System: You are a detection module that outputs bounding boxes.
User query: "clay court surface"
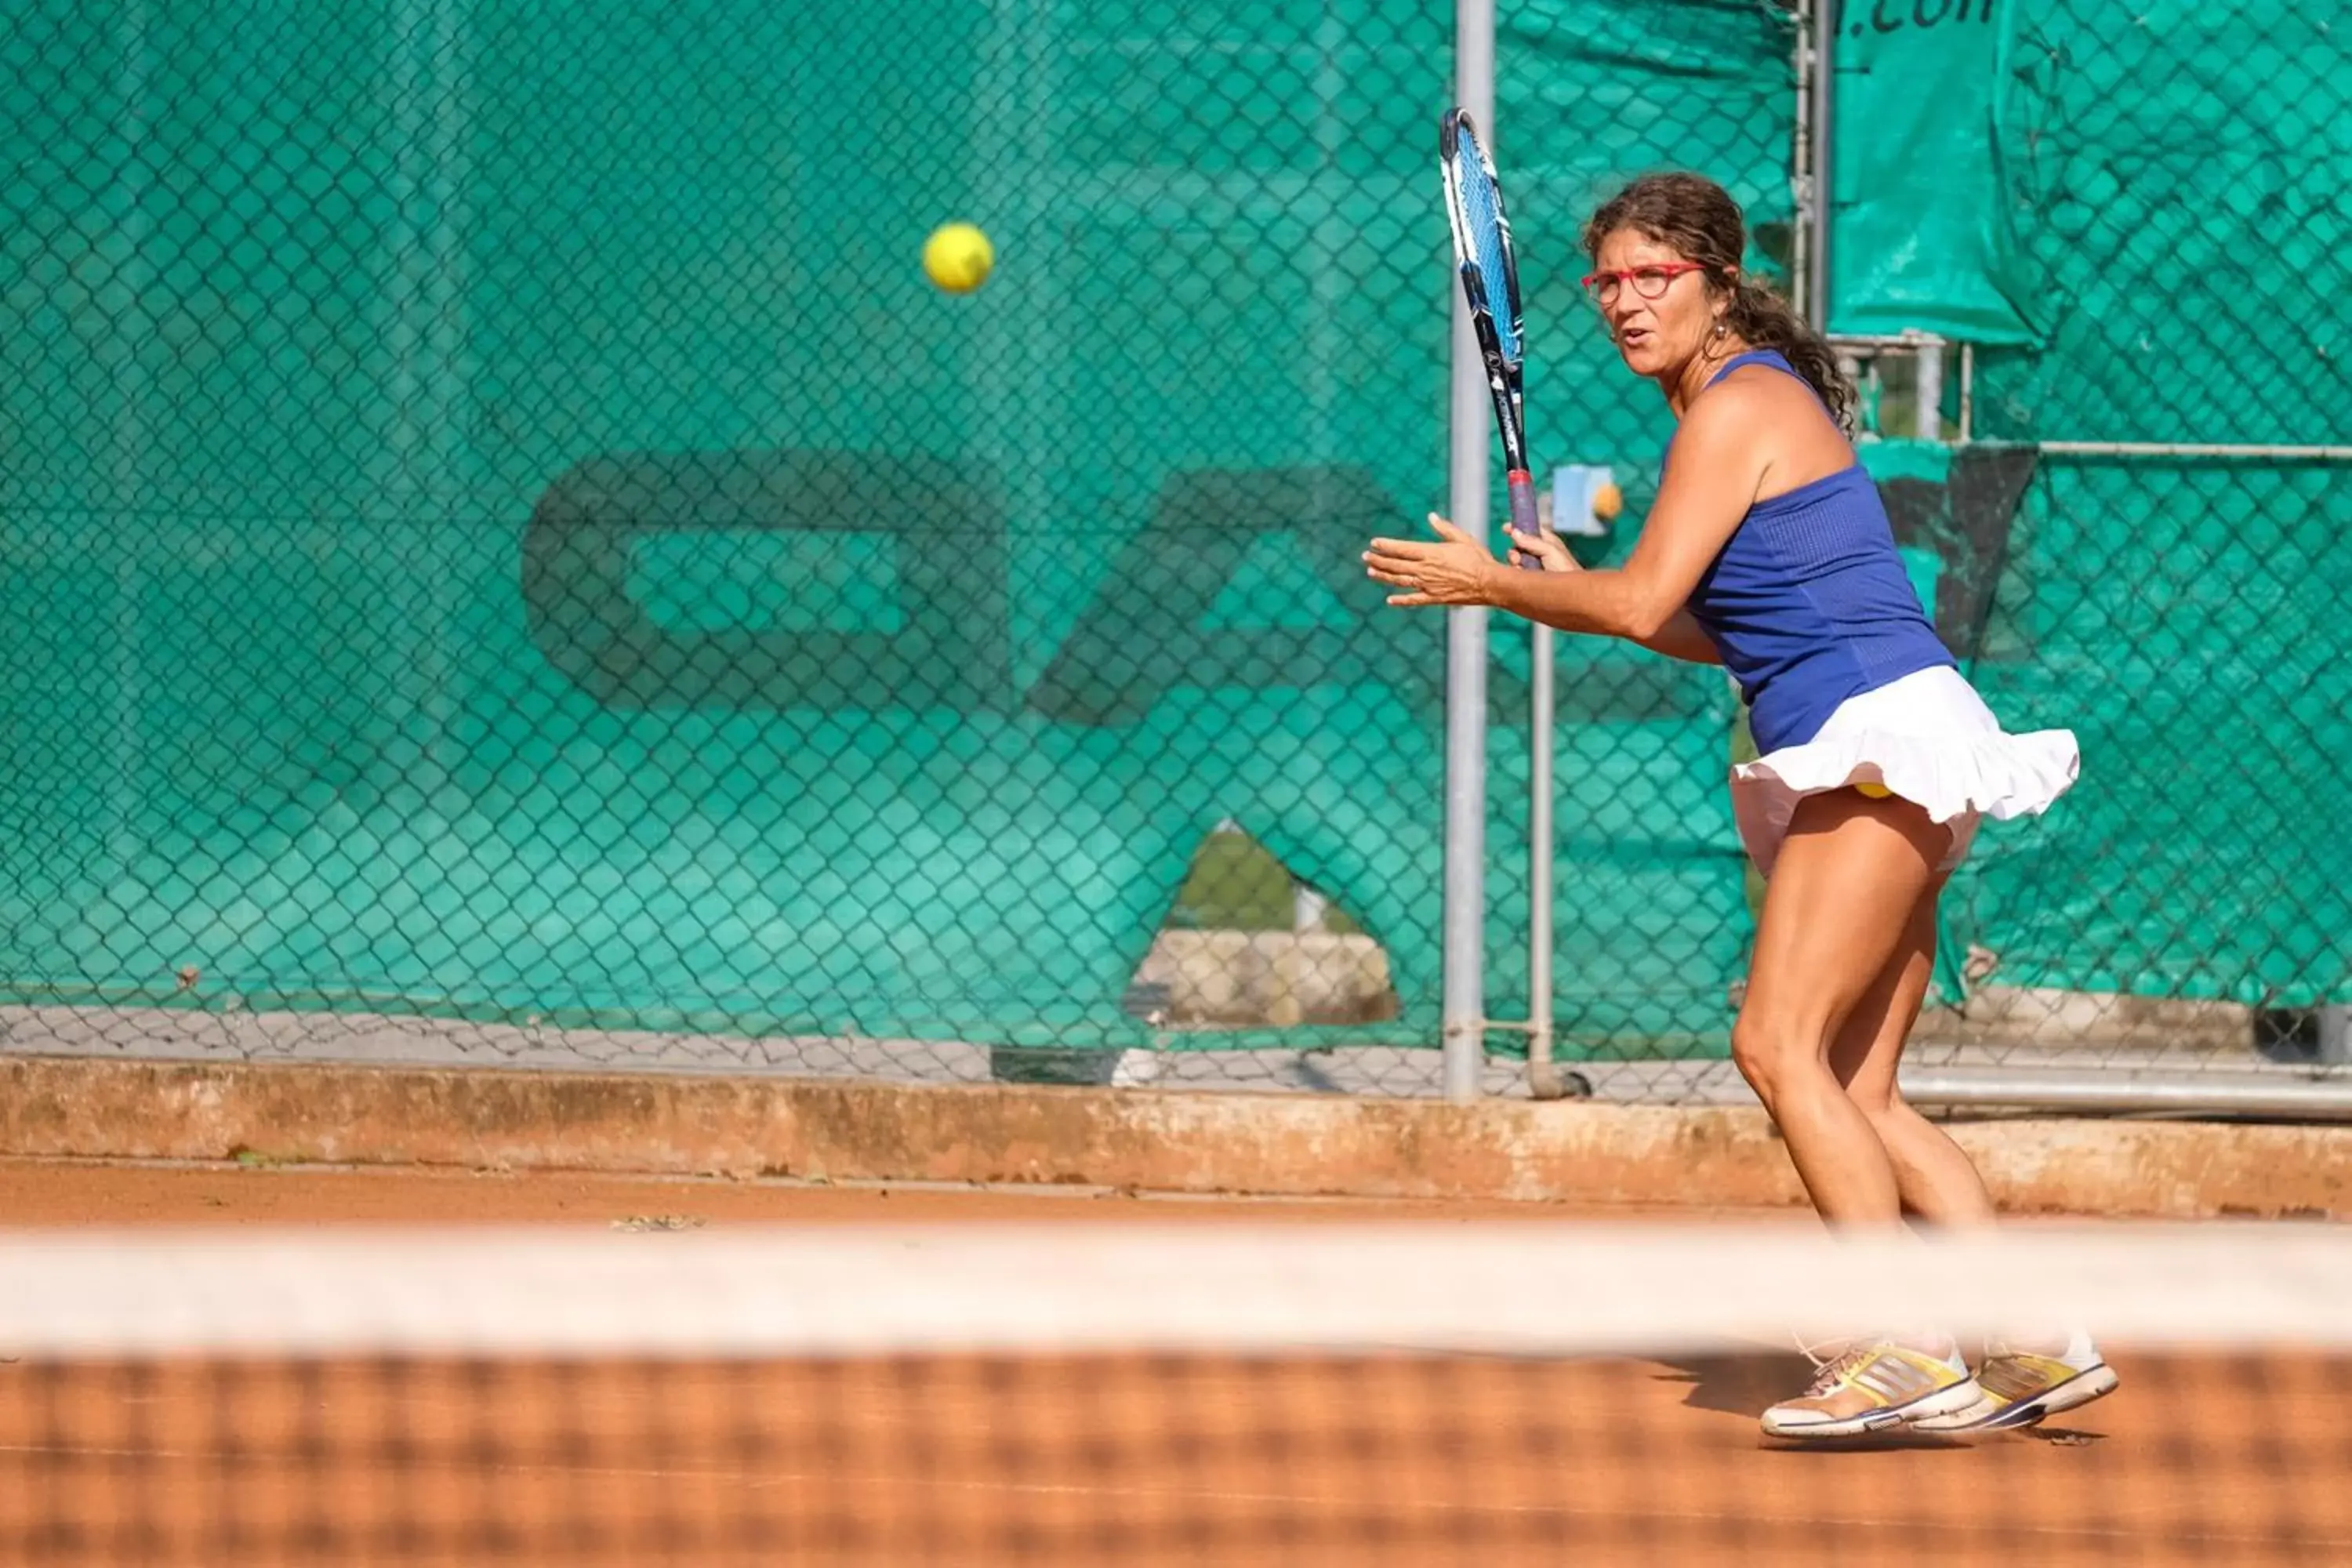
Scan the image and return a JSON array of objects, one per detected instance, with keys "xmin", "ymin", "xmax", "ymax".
[
  {"xmin": 0, "ymin": 1156, "xmax": 1760, "ymax": 1228},
  {"xmin": 0, "ymin": 1159, "xmax": 2343, "ymax": 1566}
]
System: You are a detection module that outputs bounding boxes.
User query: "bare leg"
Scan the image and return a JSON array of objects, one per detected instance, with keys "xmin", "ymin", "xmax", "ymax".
[
  {"xmin": 1741, "ymin": 800, "xmax": 2107, "ymax": 1432},
  {"xmin": 1825, "ymin": 875, "xmax": 1999, "ymax": 1229},
  {"xmin": 1731, "ymin": 789, "xmax": 1951, "ymax": 1226},
  {"xmin": 1828, "ymin": 877, "xmax": 2109, "ymax": 1383}
]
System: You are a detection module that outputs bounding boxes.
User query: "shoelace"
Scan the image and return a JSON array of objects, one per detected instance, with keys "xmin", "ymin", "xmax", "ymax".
[
  {"xmin": 1793, "ymin": 1331, "xmax": 1867, "ymax": 1370},
  {"xmin": 1803, "ymin": 1345, "xmax": 1875, "ymax": 1399}
]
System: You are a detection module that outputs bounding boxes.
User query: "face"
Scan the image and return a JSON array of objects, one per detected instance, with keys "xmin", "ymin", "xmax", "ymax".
[{"xmin": 1588, "ymin": 229, "xmax": 1726, "ymax": 380}]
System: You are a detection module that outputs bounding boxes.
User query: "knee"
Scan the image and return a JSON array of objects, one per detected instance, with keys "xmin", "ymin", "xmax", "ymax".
[{"xmin": 1730, "ymin": 1011, "xmax": 1818, "ymax": 1104}]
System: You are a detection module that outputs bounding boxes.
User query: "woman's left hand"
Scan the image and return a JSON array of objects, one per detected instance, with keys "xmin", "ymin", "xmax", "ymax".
[{"xmin": 1363, "ymin": 514, "xmax": 1500, "ymax": 608}]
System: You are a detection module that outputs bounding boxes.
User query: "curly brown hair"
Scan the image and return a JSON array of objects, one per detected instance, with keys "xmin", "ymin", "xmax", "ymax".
[{"xmin": 1581, "ymin": 172, "xmax": 1854, "ymax": 432}]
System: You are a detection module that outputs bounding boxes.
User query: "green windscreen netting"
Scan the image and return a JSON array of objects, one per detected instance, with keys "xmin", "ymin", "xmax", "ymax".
[
  {"xmin": 0, "ymin": 1, "xmax": 1792, "ymax": 1058},
  {"xmin": 1895, "ymin": 2, "xmax": 2352, "ymax": 1010},
  {"xmin": 2, "ymin": 0, "xmax": 2343, "ymax": 1072}
]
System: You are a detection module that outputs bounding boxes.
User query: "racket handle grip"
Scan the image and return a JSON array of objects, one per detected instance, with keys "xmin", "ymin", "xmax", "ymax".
[{"xmin": 1504, "ymin": 470, "xmax": 1544, "ymax": 570}]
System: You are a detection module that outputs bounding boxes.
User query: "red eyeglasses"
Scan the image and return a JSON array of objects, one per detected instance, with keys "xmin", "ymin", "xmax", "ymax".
[{"xmin": 1580, "ymin": 261, "xmax": 1710, "ymax": 307}]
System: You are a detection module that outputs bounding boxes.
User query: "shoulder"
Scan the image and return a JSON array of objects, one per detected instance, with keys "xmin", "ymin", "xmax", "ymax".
[
  {"xmin": 1684, "ymin": 362, "xmax": 1848, "ymax": 478},
  {"xmin": 1669, "ymin": 370, "xmax": 1786, "ymax": 470},
  {"xmin": 1697, "ymin": 362, "xmax": 1823, "ymax": 426}
]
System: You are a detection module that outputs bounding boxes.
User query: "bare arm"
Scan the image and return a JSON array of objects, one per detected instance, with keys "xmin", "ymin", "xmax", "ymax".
[
  {"xmin": 1366, "ymin": 376, "xmax": 1826, "ymax": 671},
  {"xmin": 1498, "ymin": 533, "xmax": 1722, "ymax": 664},
  {"xmin": 1479, "ymin": 388, "xmax": 1771, "ymax": 642},
  {"xmin": 1630, "ymin": 607, "xmax": 1724, "ymax": 665}
]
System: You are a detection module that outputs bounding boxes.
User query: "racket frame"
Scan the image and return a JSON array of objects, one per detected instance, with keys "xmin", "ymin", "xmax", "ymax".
[{"xmin": 1439, "ymin": 108, "xmax": 1543, "ymax": 568}]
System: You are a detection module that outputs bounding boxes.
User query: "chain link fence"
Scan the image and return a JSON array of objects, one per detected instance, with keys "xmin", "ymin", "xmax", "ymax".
[
  {"xmin": 0, "ymin": 0, "xmax": 1798, "ymax": 1096},
  {"xmin": 1559, "ymin": 0, "xmax": 2352, "ymax": 1109},
  {"xmin": 1848, "ymin": 0, "xmax": 2351, "ymax": 1112},
  {"xmin": 3, "ymin": 1, "xmax": 2346, "ymax": 1109},
  {"xmin": 1, "ymin": 0, "xmax": 1468, "ymax": 1090}
]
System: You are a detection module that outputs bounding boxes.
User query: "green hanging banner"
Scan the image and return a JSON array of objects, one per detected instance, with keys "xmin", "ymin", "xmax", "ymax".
[{"xmin": 1828, "ymin": 1, "xmax": 2035, "ymax": 344}]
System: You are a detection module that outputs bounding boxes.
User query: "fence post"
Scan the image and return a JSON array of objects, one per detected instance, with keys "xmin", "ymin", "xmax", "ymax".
[
  {"xmin": 1915, "ymin": 338, "xmax": 1944, "ymax": 441},
  {"xmin": 1802, "ymin": 0, "xmax": 1834, "ymax": 324},
  {"xmin": 1443, "ymin": 0, "xmax": 1497, "ymax": 1103},
  {"xmin": 2319, "ymin": 1007, "xmax": 2351, "ymax": 1068}
]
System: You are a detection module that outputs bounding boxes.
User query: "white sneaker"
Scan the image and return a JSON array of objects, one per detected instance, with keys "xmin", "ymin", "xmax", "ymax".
[
  {"xmin": 1760, "ymin": 1339, "xmax": 1984, "ymax": 1439},
  {"xmin": 1910, "ymin": 1330, "xmax": 2118, "ymax": 1432}
]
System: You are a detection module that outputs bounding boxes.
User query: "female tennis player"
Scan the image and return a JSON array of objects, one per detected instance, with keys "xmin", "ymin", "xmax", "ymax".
[{"xmin": 1366, "ymin": 172, "xmax": 2114, "ymax": 1440}]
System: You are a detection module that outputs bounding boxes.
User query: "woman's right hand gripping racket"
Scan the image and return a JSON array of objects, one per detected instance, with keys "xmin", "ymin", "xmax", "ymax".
[{"xmin": 1439, "ymin": 108, "xmax": 1546, "ymax": 572}]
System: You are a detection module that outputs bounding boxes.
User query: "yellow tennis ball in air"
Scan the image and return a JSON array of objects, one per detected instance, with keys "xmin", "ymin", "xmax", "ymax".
[
  {"xmin": 1592, "ymin": 480, "xmax": 1624, "ymax": 522},
  {"xmin": 923, "ymin": 223, "xmax": 994, "ymax": 294}
]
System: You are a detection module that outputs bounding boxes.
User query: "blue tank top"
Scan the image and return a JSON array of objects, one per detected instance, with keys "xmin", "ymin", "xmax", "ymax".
[{"xmin": 1679, "ymin": 349, "xmax": 1953, "ymax": 753}]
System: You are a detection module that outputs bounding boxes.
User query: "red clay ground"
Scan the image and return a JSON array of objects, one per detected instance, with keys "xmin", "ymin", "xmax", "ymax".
[{"xmin": 0, "ymin": 1156, "xmax": 1774, "ymax": 1225}]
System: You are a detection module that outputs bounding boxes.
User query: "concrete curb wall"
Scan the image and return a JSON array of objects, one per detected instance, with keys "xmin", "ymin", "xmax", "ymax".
[{"xmin": 1, "ymin": 1056, "xmax": 2343, "ymax": 1220}]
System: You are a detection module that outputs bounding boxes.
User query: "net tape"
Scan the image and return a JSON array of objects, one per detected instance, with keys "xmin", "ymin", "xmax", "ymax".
[{"xmin": 5, "ymin": 1222, "xmax": 2349, "ymax": 1357}]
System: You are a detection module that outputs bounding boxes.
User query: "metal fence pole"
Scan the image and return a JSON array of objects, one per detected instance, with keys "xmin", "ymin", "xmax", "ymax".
[
  {"xmin": 2034, "ymin": 441, "xmax": 2352, "ymax": 461},
  {"xmin": 1803, "ymin": 0, "xmax": 1834, "ymax": 326},
  {"xmin": 2320, "ymin": 1007, "xmax": 2352, "ymax": 1067},
  {"xmin": 1442, "ymin": 0, "xmax": 1496, "ymax": 1103},
  {"xmin": 1524, "ymin": 622, "xmax": 1559, "ymax": 1098},
  {"xmin": 1915, "ymin": 338, "xmax": 1944, "ymax": 441},
  {"xmin": 1900, "ymin": 1068, "xmax": 2352, "ymax": 1120},
  {"xmin": 1789, "ymin": 0, "xmax": 1815, "ymax": 321}
]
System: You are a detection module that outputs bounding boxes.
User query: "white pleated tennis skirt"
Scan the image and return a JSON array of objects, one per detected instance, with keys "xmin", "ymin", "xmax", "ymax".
[{"xmin": 1730, "ymin": 665, "xmax": 2079, "ymax": 880}]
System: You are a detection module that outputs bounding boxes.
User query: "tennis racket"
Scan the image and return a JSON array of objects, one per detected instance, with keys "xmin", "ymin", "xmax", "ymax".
[{"xmin": 1439, "ymin": 108, "xmax": 1543, "ymax": 570}]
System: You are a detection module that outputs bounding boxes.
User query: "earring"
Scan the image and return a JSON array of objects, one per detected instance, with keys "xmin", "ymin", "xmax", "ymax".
[{"xmin": 1711, "ymin": 318, "xmax": 1729, "ymax": 339}]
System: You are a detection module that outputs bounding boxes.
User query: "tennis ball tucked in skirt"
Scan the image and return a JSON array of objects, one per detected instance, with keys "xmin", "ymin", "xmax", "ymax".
[{"xmin": 1729, "ymin": 666, "xmax": 2082, "ymax": 879}]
